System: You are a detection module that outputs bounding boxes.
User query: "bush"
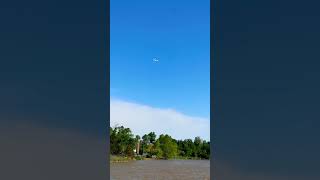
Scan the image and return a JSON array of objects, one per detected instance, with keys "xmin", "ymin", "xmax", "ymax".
[{"xmin": 135, "ymin": 156, "xmax": 144, "ymax": 160}]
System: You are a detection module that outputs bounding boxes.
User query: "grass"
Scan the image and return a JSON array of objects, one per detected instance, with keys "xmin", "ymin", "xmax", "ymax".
[
  {"xmin": 110, "ymin": 155, "xmax": 131, "ymax": 163},
  {"xmin": 110, "ymin": 155, "xmax": 146, "ymax": 163},
  {"xmin": 110, "ymin": 155, "xmax": 208, "ymax": 163}
]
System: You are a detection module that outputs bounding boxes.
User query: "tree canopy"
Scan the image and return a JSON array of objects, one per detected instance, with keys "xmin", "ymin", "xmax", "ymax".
[{"xmin": 110, "ymin": 125, "xmax": 210, "ymax": 160}]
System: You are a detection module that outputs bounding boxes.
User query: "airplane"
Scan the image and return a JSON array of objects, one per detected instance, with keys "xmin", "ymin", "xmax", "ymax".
[{"xmin": 152, "ymin": 57, "xmax": 159, "ymax": 62}]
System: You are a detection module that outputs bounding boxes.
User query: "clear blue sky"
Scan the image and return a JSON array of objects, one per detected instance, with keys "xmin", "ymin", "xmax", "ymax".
[{"xmin": 110, "ymin": 0, "xmax": 210, "ymax": 118}]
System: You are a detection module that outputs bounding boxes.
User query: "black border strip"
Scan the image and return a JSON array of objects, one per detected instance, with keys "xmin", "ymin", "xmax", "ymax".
[{"xmin": 104, "ymin": 0, "xmax": 110, "ymax": 177}]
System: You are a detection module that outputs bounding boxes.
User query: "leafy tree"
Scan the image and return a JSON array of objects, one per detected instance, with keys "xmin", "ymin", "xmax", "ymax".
[
  {"xmin": 177, "ymin": 140, "xmax": 185, "ymax": 156},
  {"xmin": 193, "ymin": 136, "xmax": 202, "ymax": 157},
  {"xmin": 199, "ymin": 141, "xmax": 210, "ymax": 159},
  {"xmin": 110, "ymin": 127, "xmax": 118, "ymax": 154},
  {"xmin": 141, "ymin": 134, "xmax": 150, "ymax": 154},
  {"xmin": 109, "ymin": 125, "xmax": 135, "ymax": 157},
  {"xmin": 154, "ymin": 140, "xmax": 163, "ymax": 158},
  {"xmin": 109, "ymin": 125, "xmax": 210, "ymax": 160},
  {"xmin": 148, "ymin": 132, "xmax": 156, "ymax": 144},
  {"xmin": 142, "ymin": 134, "xmax": 150, "ymax": 144},
  {"xmin": 182, "ymin": 139, "xmax": 195, "ymax": 157},
  {"xmin": 158, "ymin": 134, "xmax": 178, "ymax": 159}
]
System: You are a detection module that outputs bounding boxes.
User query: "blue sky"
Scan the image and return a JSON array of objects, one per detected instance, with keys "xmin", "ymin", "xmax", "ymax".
[{"xmin": 110, "ymin": 0, "xmax": 210, "ymax": 120}]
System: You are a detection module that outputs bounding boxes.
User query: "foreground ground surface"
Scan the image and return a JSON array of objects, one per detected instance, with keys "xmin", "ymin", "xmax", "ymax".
[{"xmin": 110, "ymin": 160, "xmax": 210, "ymax": 180}]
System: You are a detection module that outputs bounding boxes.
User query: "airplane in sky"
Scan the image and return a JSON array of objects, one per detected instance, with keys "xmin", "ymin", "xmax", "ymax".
[{"xmin": 152, "ymin": 57, "xmax": 159, "ymax": 63}]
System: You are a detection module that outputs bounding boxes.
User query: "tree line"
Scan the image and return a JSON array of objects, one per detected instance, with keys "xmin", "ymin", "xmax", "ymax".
[{"xmin": 110, "ymin": 125, "xmax": 210, "ymax": 160}]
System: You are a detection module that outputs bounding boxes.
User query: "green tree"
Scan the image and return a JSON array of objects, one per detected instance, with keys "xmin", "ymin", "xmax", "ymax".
[
  {"xmin": 110, "ymin": 127, "xmax": 118, "ymax": 154},
  {"xmin": 110, "ymin": 125, "xmax": 135, "ymax": 157},
  {"xmin": 193, "ymin": 136, "xmax": 202, "ymax": 158},
  {"xmin": 158, "ymin": 134, "xmax": 178, "ymax": 159},
  {"xmin": 135, "ymin": 135, "xmax": 141, "ymax": 141},
  {"xmin": 142, "ymin": 134, "xmax": 150, "ymax": 144},
  {"xmin": 177, "ymin": 140, "xmax": 185, "ymax": 156},
  {"xmin": 183, "ymin": 139, "xmax": 195, "ymax": 157},
  {"xmin": 199, "ymin": 141, "xmax": 210, "ymax": 159},
  {"xmin": 148, "ymin": 132, "xmax": 156, "ymax": 144},
  {"xmin": 141, "ymin": 134, "xmax": 150, "ymax": 155},
  {"xmin": 109, "ymin": 125, "xmax": 210, "ymax": 160},
  {"xmin": 154, "ymin": 140, "xmax": 163, "ymax": 158}
]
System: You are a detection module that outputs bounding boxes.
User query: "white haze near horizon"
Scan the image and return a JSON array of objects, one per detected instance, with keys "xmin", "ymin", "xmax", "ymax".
[{"xmin": 110, "ymin": 99, "xmax": 210, "ymax": 141}]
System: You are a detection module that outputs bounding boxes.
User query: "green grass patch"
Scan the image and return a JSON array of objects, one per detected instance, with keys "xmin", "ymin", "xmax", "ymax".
[{"xmin": 110, "ymin": 155, "xmax": 132, "ymax": 163}]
